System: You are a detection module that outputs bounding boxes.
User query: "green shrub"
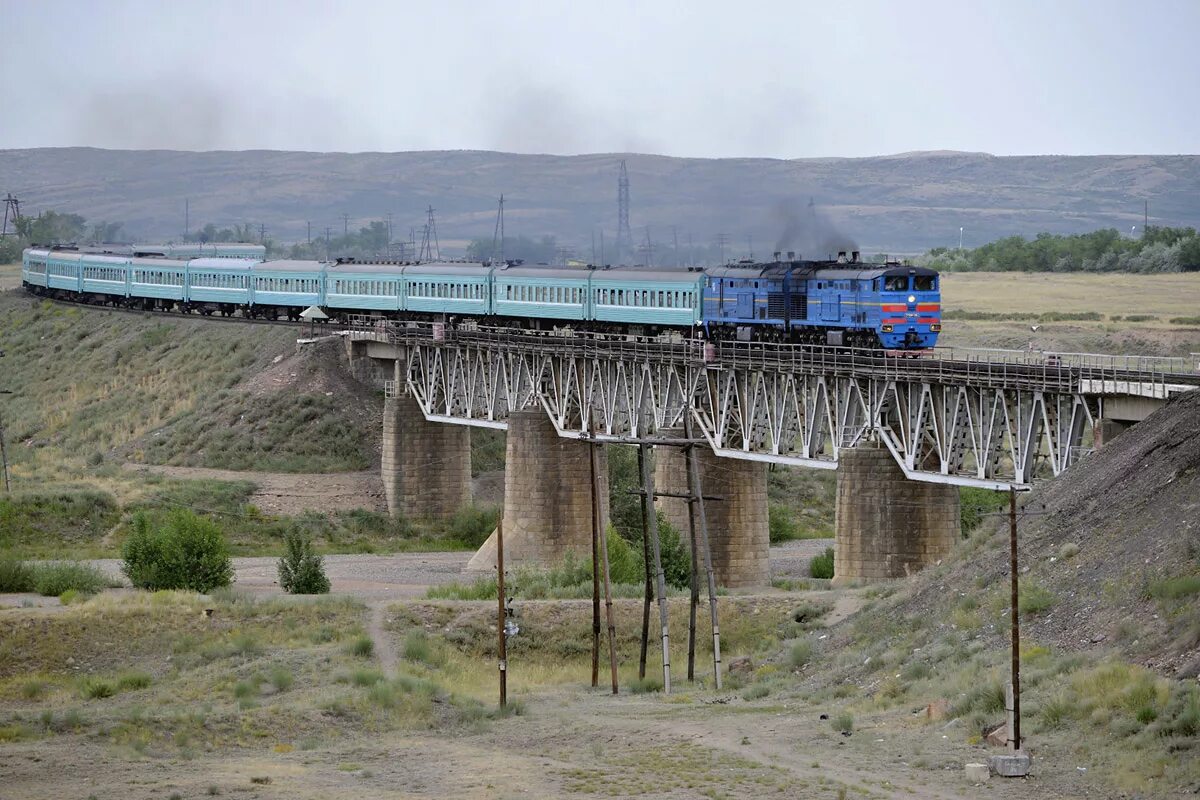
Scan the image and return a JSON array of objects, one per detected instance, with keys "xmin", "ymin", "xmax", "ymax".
[
  {"xmin": 115, "ymin": 671, "xmax": 152, "ymax": 692},
  {"xmin": 788, "ymin": 640, "xmax": 814, "ymax": 668},
  {"xmin": 347, "ymin": 636, "xmax": 374, "ymax": 658},
  {"xmin": 277, "ymin": 529, "xmax": 330, "ymax": 594},
  {"xmin": 809, "ymin": 547, "xmax": 835, "ymax": 579},
  {"xmin": 604, "ymin": 525, "xmax": 645, "ymax": 585},
  {"xmin": 743, "ymin": 683, "xmax": 770, "ymax": 700},
  {"xmin": 831, "ymin": 713, "xmax": 853, "ymax": 733},
  {"xmin": 30, "ymin": 562, "xmax": 111, "ymax": 596},
  {"xmin": 351, "ymin": 668, "xmax": 384, "ymax": 686},
  {"xmin": 447, "ymin": 505, "xmax": 499, "ymax": 548},
  {"xmin": 0, "ymin": 558, "xmax": 34, "ymax": 592},
  {"xmin": 1147, "ymin": 574, "xmax": 1200, "ymax": 600},
  {"xmin": 655, "ymin": 514, "xmax": 692, "ymax": 590},
  {"xmin": 768, "ymin": 504, "xmax": 800, "ymax": 543},
  {"xmin": 121, "ymin": 510, "xmax": 233, "ymax": 593},
  {"xmin": 402, "ymin": 630, "xmax": 436, "ymax": 664},
  {"xmin": 1169, "ymin": 316, "xmax": 1200, "ymax": 325},
  {"xmin": 959, "ymin": 487, "xmax": 1007, "ymax": 536},
  {"xmin": 629, "ymin": 676, "xmax": 663, "ymax": 694},
  {"xmin": 1018, "ymin": 582, "xmax": 1056, "ymax": 615},
  {"xmin": 78, "ymin": 677, "xmax": 115, "ymax": 700},
  {"xmin": 269, "ymin": 666, "xmax": 294, "ymax": 692}
]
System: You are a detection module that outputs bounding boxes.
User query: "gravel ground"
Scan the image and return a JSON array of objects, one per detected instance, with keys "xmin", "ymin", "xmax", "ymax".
[{"xmin": 3, "ymin": 540, "xmax": 835, "ymax": 607}]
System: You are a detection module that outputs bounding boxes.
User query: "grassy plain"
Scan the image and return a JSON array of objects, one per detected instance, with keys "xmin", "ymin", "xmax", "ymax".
[{"xmin": 941, "ymin": 271, "xmax": 1200, "ymax": 318}]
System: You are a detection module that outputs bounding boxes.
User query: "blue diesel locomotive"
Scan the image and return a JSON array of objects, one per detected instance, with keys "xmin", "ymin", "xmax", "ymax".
[{"xmin": 21, "ymin": 245, "xmax": 940, "ymax": 350}]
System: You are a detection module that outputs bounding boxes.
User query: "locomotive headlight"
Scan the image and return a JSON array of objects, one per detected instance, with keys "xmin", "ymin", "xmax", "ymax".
[
  {"xmin": 881, "ymin": 324, "xmax": 893, "ymax": 332},
  {"xmin": 908, "ymin": 295, "xmax": 916, "ymax": 303},
  {"xmin": 931, "ymin": 323, "xmax": 941, "ymax": 332}
]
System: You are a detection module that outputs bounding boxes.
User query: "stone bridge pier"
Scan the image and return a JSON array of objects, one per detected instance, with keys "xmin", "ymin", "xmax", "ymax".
[
  {"xmin": 832, "ymin": 444, "xmax": 960, "ymax": 585},
  {"xmin": 381, "ymin": 392, "xmax": 472, "ymax": 520},
  {"xmin": 467, "ymin": 409, "xmax": 609, "ymax": 572},
  {"xmin": 653, "ymin": 428, "xmax": 770, "ymax": 589}
]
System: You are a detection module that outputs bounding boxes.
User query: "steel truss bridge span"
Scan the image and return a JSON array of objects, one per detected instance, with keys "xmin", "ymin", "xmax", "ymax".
[{"xmin": 349, "ymin": 318, "xmax": 1199, "ymax": 490}]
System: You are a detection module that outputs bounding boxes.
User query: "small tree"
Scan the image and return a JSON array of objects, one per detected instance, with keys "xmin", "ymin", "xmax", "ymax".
[
  {"xmin": 277, "ymin": 529, "xmax": 330, "ymax": 594},
  {"xmin": 122, "ymin": 510, "xmax": 234, "ymax": 593}
]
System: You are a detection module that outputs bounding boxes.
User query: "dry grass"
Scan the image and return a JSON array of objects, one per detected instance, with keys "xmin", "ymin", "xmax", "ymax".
[
  {"xmin": 384, "ymin": 596, "xmax": 816, "ymax": 702},
  {"xmin": 941, "ymin": 272, "xmax": 1200, "ymax": 318}
]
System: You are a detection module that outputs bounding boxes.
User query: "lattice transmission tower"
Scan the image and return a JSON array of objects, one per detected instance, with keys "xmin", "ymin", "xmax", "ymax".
[
  {"xmin": 418, "ymin": 206, "xmax": 440, "ymax": 261},
  {"xmin": 1, "ymin": 194, "xmax": 21, "ymax": 238},
  {"xmin": 617, "ymin": 160, "xmax": 632, "ymax": 265}
]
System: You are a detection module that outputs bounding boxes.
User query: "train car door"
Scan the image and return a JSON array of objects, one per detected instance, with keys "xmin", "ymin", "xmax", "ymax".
[
  {"xmin": 736, "ymin": 292, "xmax": 753, "ymax": 318},
  {"xmin": 821, "ymin": 293, "xmax": 840, "ymax": 321}
]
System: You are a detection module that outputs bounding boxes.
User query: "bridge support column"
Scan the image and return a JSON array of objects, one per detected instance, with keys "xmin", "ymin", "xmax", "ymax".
[
  {"xmin": 467, "ymin": 409, "xmax": 608, "ymax": 571},
  {"xmin": 381, "ymin": 392, "xmax": 471, "ymax": 520},
  {"xmin": 654, "ymin": 428, "xmax": 770, "ymax": 589},
  {"xmin": 833, "ymin": 445, "xmax": 959, "ymax": 585}
]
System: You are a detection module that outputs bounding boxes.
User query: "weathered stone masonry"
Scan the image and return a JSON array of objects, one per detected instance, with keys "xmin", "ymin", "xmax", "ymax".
[
  {"xmin": 467, "ymin": 409, "xmax": 609, "ymax": 571},
  {"xmin": 833, "ymin": 444, "xmax": 960, "ymax": 584}
]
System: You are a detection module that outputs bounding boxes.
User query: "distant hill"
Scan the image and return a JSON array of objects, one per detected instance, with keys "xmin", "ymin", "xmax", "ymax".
[{"xmin": 1, "ymin": 147, "xmax": 1197, "ymax": 254}]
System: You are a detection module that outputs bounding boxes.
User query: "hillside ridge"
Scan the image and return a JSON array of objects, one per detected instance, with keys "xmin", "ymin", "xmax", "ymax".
[{"xmin": 3, "ymin": 147, "xmax": 1198, "ymax": 252}]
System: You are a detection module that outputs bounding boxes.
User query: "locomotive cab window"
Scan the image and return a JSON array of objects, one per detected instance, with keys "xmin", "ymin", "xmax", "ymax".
[
  {"xmin": 914, "ymin": 275, "xmax": 936, "ymax": 291},
  {"xmin": 884, "ymin": 276, "xmax": 908, "ymax": 291}
]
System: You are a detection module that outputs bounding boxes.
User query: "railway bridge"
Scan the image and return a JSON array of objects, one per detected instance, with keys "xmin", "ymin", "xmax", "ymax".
[{"xmin": 344, "ymin": 317, "xmax": 1199, "ymax": 586}]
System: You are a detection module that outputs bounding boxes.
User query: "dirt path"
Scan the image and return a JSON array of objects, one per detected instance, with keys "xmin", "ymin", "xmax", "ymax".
[
  {"xmin": 367, "ymin": 601, "xmax": 400, "ymax": 675},
  {"xmin": 121, "ymin": 462, "xmax": 386, "ymax": 515}
]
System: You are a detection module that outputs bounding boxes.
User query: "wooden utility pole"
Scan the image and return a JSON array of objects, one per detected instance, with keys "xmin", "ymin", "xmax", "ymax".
[
  {"xmin": 639, "ymin": 443, "xmax": 672, "ymax": 693},
  {"xmin": 497, "ymin": 515, "xmax": 507, "ymax": 709},
  {"xmin": 637, "ymin": 446, "xmax": 653, "ymax": 680},
  {"xmin": 592, "ymin": 443, "xmax": 619, "ymax": 694},
  {"xmin": 684, "ymin": 414, "xmax": 722, "ymax": 689},
  {"xmin": 590, "ymin": 440, "xmax": 601, "ymax": 688},
  {"xmin": 0, "ymin": 388, "xmax": 11, "ymax": 493},
  {"xmin": 1009, "ymin": 488, "xmax": 1021, "ymax": 750},
  {"xmin": 685, "ymin": 445, "xmax": 701, "ymax": 682}
]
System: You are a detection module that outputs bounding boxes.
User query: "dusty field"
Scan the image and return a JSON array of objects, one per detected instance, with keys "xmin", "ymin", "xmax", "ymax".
[
  {"xmin": 120, "ymin": 463, "xmax": 388, "ymax": 516},
  {"xmin": 941, "ymin": 271, "xmax": 1200, "ymax": 317},
  {"xmin": 0, "ymin": 261, "xmax": 19, "ymax": 290},
  {"xmin": 0, "ymin": 585, "xmax": 1079, "ymax": 800}
]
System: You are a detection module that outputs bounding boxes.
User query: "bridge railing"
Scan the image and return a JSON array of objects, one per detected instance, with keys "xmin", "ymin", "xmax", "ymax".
[{"xmin": 345, "ymin": 316, "xmax": 1196, "ymax": 394}]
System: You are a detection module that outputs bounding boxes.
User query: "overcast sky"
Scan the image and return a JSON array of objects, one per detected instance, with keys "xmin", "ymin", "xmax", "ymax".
[{"xmin": 3, "ymin": 0, "xmax": 1198, "ymax": 158}]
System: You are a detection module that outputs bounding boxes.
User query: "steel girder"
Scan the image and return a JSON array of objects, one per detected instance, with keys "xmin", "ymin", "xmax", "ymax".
[{"xmin": 398, "ymin": 338, "xmax": 1099, "ymax": 489}]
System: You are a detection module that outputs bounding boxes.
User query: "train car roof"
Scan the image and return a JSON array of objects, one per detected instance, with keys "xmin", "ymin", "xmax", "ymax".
[
  {"xmin": 326, "ymin": 262, "xmax": 412, "ymax": 275},
  {"xmin": 402, "ymin": 262, "xmax": 491, "ymax": 276},
  {"xmin": 130, "ymin": 256, "xmax": 189, "ymax": 268},
  {"xmin": 589, "ymin": 267, "xmax": 703, "ymax": 283},
  {"xmin": 704, "ymin": 265, "xmax": 772, "ymax": 278},
  {"xmin": 496, "ymin": 265, "xmax": 588, "ymax": 280},
  {"xmin": 78, "ymin": 253, "xmax": 129, "ymax": 264},
  {"xmin": 252, "ymin": 259, "xmax": 327, "ymax": 273},
  {"xmin": 188, "ymin": 258, "xmax": 260, "ymax": 269}
]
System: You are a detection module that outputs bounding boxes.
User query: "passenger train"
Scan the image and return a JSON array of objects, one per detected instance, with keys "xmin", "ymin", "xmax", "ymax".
[{"xmin": 21, "ymin": 245, "xmax": 940, "ymax": 350}]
